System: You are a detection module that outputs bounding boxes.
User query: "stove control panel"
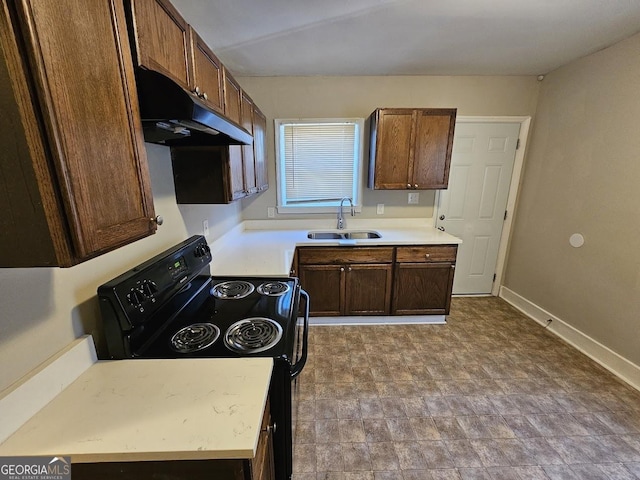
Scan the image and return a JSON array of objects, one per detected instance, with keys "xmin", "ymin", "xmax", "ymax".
[{"xmin": 98, "ymin": 235, "xmax": 212, "ymax": 329}]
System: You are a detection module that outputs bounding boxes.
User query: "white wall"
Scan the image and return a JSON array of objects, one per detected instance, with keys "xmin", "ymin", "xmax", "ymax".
[
  {"xmin": 0, "ymin": 144, "xmax": 241, "ymax": 392},
  {"xmin": 238, "ymin": 75, "xmax": 540, "ymax": 221},
  {"xmin": 504, "ymin": 32, "xmax": 640, "ymax": 367}
]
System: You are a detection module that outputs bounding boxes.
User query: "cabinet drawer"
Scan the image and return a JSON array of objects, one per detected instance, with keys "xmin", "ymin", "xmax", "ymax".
[
  {"xmin": 298, "ymin": 247, "xmax": 394, "ymax": 265},
  {"xmin": 396, "ymin": 245, "xmax": 457, "ymax": 263}
]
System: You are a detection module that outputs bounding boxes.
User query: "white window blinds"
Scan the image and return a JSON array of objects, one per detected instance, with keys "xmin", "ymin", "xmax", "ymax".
[{"xmin": 276, "ymin": 119, "xmax": 363, "ymax": 211}]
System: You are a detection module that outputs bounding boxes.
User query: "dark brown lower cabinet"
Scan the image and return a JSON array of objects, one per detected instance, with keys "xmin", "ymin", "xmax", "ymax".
[
  {"xmin": 392, "ymin": 262, "xmax": 455, "ymax": 315},
  {"xmin": 346, "ymin": 264, "xmax": 393, "ymax": 315},
  {"xmin": 72, "ymin": 402, "xmax": 274, "ymax": 480},
  {"xmin": 298, "ymin": 264, "xmax": 344, "ymax": 316},
  {"xmin": 297, "ymin": 247, "xmax": 394, "ymax": 316},
  {"xmin": 297, "ymin": 245, "xmax": 457, "ymax": 317},
  {"xmin": 392, "ymin": 245, "xmax": 457, "ymax": 315}
]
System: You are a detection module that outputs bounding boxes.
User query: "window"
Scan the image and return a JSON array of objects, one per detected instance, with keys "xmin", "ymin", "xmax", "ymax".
[{"xmin": 274, "ymin": 118, "xmax": 364, "ymax": 213}]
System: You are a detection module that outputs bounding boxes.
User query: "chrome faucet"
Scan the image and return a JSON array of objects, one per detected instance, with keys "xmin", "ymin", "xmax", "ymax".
[{"xmin": 337, "ymin": 197, "xmax": 355, "ymax": 230}]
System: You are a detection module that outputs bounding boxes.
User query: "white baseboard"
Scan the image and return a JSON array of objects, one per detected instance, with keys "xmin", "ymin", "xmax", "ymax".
[
  {"xmin": 310, "ymin": 315, "xmax": 446, "ymax": 326},
  {"xmin": 499, "ymin": 286, "xmax": 640, "ymax": 392}
]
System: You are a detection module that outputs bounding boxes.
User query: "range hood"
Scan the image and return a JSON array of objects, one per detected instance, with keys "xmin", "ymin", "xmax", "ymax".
[{"xmin": 134, "ymin": 69, "xmax": 253, "ymax": 146}]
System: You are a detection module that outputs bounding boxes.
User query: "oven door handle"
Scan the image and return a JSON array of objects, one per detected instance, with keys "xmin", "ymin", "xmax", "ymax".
[{"xmin": 290, "ymin": 288, "xmax": 309, "ymax": 379}]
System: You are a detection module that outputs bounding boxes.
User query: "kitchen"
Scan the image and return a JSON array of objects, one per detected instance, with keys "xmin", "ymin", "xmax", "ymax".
[{"xmin": 1, "ymin": 0, "xmax": 640, "ymax": 479}]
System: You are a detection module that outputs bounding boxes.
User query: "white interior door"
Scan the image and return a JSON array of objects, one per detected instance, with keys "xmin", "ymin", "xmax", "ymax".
[{"xmin": 436, "ymin": 122, "xmax": 521, "ymax": 295}]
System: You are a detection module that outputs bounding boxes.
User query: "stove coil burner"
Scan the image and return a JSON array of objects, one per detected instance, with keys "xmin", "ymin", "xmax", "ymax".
[
  {"xmin": 224, "ymin": 318, "xmax": 283, "ymax": 354},
  {"xmin": 212, "ymin": 280, "xmax": 255, "ymax": 300},
  {"xmin": 257, "ymin": 281, "xmax": 290, "ymax": 297},
  {"xmin": 171, "ymin": 323, "xmax": 220, "ymax": 353}
]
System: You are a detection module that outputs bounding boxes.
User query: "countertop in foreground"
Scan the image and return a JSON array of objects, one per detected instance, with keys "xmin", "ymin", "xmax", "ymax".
[{"xmin": 0, "ymin": 347, "xmax": 273, "ymax": 463}]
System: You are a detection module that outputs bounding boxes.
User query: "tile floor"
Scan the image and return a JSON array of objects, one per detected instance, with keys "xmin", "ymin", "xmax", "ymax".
[{"xmin": 291, "ymin": 297, "xmax": 640, "ymax": 480}]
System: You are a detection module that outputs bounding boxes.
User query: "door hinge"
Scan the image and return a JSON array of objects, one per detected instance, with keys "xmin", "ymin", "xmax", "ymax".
[
  {"xmin": 504, "ymin": 210, "xmax": 508, "ymax": 220},
  {"xmin": 516, "ymin": 138, "xmax": 521, "ymax": 150},
  {"xmin": 493, "ymin": 273, "xmax": 497, "ymax": 282}
]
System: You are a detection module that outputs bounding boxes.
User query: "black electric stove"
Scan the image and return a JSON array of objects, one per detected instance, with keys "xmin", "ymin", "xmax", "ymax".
[{"xmin": 97, "ymin": 235, "xmax": 308, "ymax": 480}]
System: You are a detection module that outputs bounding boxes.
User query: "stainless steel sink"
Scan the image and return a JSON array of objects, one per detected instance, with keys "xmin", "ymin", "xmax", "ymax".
[
  {"xmin": 306, "ymin": 232, "xmax": 343, "ymax": 239},
  {"xmin": 306, "ymin": 230, "xmax": 381, "ymax": 240},
  {"xmin": 343, "ymin": 231, "xmax": 381, "ymax": 239}
]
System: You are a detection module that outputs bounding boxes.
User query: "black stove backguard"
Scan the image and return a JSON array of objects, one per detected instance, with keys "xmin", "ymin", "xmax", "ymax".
[
  {"xmin": 97, "ymin": 235, "xmax": 309, "ymax": 480},
  {"xmin": 98, "ymin": 235, "xmax": 213, "ymax": 359}
]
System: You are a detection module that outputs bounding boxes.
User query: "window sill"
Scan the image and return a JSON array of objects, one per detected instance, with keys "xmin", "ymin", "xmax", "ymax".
[{"xmin": 276, "ymin": 205, "xmax": 363, "ymax": 215}]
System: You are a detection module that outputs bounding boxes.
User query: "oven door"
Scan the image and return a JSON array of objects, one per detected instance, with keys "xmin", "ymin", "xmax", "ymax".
[{"xmin": 290, "ymin": 288, "xmax": 309, "ymax": 450}]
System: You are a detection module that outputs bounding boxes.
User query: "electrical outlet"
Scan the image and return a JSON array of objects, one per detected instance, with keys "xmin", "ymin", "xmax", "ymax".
[
  {"xmin": 202, "ymin": 220, "xmax": 209, "ymax": 238},
  {"xmin": 267, "ymin": 207, "xmax": 275, "ymax": 218},
  {"xmin": 408, "ymin": 192, "xmax": 419, "ymax": 204},
  {"xmin": 376, "ymin": 204, "xmax": 384, "ymax": 215}
]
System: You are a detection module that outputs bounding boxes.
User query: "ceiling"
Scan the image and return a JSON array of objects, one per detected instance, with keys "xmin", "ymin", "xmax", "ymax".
[{"xmin": 172, "ymin": 0, "xmax": 640, "ymax": 77}]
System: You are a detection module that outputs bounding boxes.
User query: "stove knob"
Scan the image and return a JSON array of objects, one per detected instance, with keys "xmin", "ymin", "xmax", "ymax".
[
  {"xmin": 194, "ymin": 243, "xmax": 211, "ymax": 257},
  {"xmin": 141, "ymin": 280, "xmax": 158, "ymax": 297},
  {"xmin": 127, "ymin": 288, "xmax": 144, "ymax": 307}
]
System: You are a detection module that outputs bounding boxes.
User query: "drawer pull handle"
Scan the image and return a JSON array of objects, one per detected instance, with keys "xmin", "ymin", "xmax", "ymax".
[{"xmin": 425, "ymin": 253, "xmax": 430, "ymax": 259}]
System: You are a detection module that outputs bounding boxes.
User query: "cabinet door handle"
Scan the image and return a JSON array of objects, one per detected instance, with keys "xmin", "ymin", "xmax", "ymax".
[
  {"xmin": 263, "ymin": 422, "xmax": 277, "ymax": 435},
  {"xmin": 425, "ymin": 253, "xmax": 430, "ymax": 259},
  {"xmin": 414, "ymin": 184, "xmax": 418, "ymax": 189},
  {"xmin": 438, "ymin": 226, "xmax": 445, "ymax": 231},
  {"xmin": 150, "ymin": 215, "xmax": 163, "ymax": 226},
  {"xmin": 406, "ymin": 183, "xmax": 411, "ymax": 189},
  {"xmin": 348, "ymin": 267, "xmax": 352, "ymax": 272},
  {"xmin": 202, "ymin": 92, "xmax": 208, "ymax": 100},
  {"xmin": 439, "ymin": 215, "xmax": 445, "ymax": 220},
  {"xmin": 340, "ymin": 267, "xmax": 345, "ymax": 272}
]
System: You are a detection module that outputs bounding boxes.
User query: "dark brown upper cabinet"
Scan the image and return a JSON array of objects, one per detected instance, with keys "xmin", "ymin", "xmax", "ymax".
[
  {"xmin": 239, "ymin": 91, "xmax": 257, "ymax": 195},
  {"xmin": 127, "ymin": 0, "xmax": 191, "ymax": 89},
  {"xmin": 253, "ymin": 106, "xmax": 269, "ymax": 192},
  {"xmin": 223, "ymin": 67, "xmax": 242, "ymax": 125},
  {"xmin": 128, "ymin": 0, "xmax": 226, "ymax": 116},
  {"xmin": 187, "ymin": 27, "xmax": 224, "ymax": 114},
  {"xmin": 369, "ymin": 108, "xmax": 457, "ymax": 190},
  {"xmin": 0, "ymin": 0, "xmax": 156, "ymax": 267}
]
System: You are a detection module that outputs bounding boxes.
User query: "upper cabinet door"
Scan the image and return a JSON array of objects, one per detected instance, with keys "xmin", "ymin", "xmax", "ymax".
[
  {"xmin": 370, "ymin": 109, "xmax": 414, "ymax": 189},
  {"xmin": 128, "ymin": 0, "xmax": 190, "ymax": 89},
  {"xmin": 223, "ymin": 67, "xmax": 242, "ymax": 125},
  {"xmin": 240, "ymin": 91, "xmax": 256, "ymax": 194},
  {"xmin": 14, "ymin": 0, "xmax": 155, "ymax": 261},
  {"xmin": 188, "ymin": 26, "xmax": 224, "ymax": 114},
  {"xmin": 253, "ymin": 107, "xmax": 268, "ymax": 192},
  {"xmin": 412, "ymin": 109, "xmax": 456, "ymax": 189}
]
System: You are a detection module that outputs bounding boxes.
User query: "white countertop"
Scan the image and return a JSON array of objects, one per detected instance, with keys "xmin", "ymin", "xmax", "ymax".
[
  {"xmin": 210, "ymin": 218, "xmax": 462, "ymax": 277},
  {"xmin": 0, "ymin": 339, "xmax": 273, "ymax": 463}
]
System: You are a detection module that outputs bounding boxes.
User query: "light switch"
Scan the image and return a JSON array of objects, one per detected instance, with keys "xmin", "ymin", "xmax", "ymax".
[
  {"xmin": 408, "ymin": 192, "xmax": 419, "ymax": 204},
  {"xmin": 203, "ymin": 220, "xmax": 209, "ymax": 237},
  {"xmin": 377, "ymin": 204, "xmax": 384, "ymax": 215},
  {"xmin": 267, "ymin": 207, "xmax": 275, "ymax": 218}
]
